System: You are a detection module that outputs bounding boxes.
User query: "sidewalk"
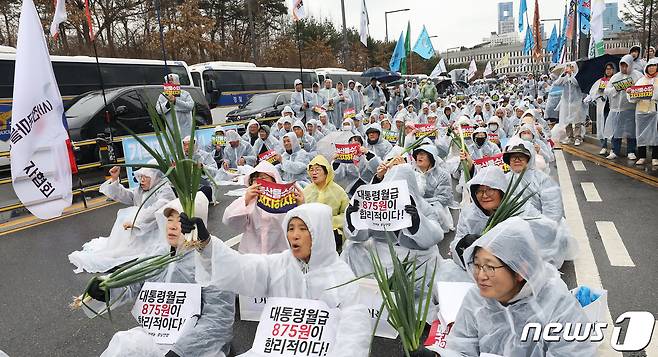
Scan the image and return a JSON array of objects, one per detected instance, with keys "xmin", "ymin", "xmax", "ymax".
[{"xmin": 560, "ymin": 135, "xmax": 658, "ymax": 188}]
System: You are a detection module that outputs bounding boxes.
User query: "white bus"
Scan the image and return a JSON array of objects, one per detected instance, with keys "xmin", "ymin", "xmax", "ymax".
[
  {"xmin": 315, "ymin": 68, "xmax": 364, "ymax": 86},
  {"xmin": 0, "ymin": 51, "xmax": 193, "ymax": 163},
  {"xmin": 189, "ymin": 61, "xmax": 319, "ymax": 123}
]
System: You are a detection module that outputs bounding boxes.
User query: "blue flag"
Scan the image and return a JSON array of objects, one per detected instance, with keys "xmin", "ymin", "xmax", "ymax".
[
  {"xmin": 553, "ymin": 4, "xmax": 569, "ymax": 63},
  {"xmin": 523, "ymin": 26, "xmax": 534, "ymax": 55},
  {"xmin": 547, "ymin": 25, "xmax": 558, "ymax": 53},
  {"xmin": 519, "ymin": 0, "xmax": 528, "ymax": 32},
  {"xmin": 412, "ymin": 25, "xmax": 435, "ymax": 60},
  {"xmin": 389, "ymin": 31, "xmax": 406, "ymax": 72},
  {"xmin": 578, "ymin": 0, "xmax": 591, "ymax": 34}
]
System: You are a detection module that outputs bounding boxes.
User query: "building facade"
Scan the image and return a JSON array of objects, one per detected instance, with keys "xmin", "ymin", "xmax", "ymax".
[
  {"xmin": 603, "ymin": 2, "xmax": 626, "ymax": 36},
  {"xmin": 498, "ymin": 2, "xmax": 515, "ymax": 35}
]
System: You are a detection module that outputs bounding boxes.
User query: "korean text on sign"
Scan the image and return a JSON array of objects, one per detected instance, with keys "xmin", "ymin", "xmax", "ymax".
[
  {"xmin": 415, "ymin": 124, "xmax": 437, "ymax": 140},
  {"xmin": 334, "ymin": 143, "xmax": 360, "ymax": 164},
  {"xmin": 131, "ymin": 282, "xmax": 201, "ymax": 345},
  {"xmin": 627, "ymin": 85, "xmax": 654, "ymax": 101},
  {"xmin": 473, "ymin": 153, "xmax": 510, "ymax": 173},
  {"xmin": 163, "ymin": 82, "xmax": 181, "ymax": 97},
  {"xmin": 257, "ymin": 179, "xmax": 298, "ymax": 214},
  {"xmin": 251, "ymin": 297, "xmax": 339, "ymax": 356},
  {"xmin": 383, "ymin": 130, "xmax": 399, "ymax": 144},
  {"xmin": 612, "ymin": 78, "xmax": 634, "ymax": 91},
  {"xmin": 351, "ymin": 180, "xmax": 412, "ymax": 231},
  {"xmin": 259, "ymin": 149, "xmax": 280, "ymax": 165}
]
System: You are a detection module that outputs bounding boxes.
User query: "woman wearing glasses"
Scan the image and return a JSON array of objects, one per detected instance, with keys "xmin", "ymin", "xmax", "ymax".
[{"xmin": 443, "ymin": 217, "xmax": 597, "ymax": 356}]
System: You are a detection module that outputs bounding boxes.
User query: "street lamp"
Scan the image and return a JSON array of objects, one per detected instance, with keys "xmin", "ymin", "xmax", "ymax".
[
  {"xmin": 540, "ymin": 18, "xmax": 562, "ymax": 40},
  {"xmin": 385, "ymin": 8, "xmax": 410, "ymax": 42}
]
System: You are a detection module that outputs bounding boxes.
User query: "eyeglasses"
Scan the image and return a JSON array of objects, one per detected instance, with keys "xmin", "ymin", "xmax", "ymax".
[
  {"xmin": 475, "ymin": 187, "xmax": 497, "ymax": 197},
  {"xmin": 509, "ymin": 154, "xmax": 528, "ymax": 162},
  {"xmin": 468, "ymin": 262, "xmax": 506, "ymax": 277},
  {"xmin": 309, "ymin": 166, "xmax": 324, "ymax": 173}
]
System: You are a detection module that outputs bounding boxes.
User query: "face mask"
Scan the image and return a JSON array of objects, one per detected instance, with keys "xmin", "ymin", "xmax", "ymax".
[
  {"xmin": 489, "ymin": 124, "xmax": 499, "ymax": 131},
  {"xmin": 475, "ymin": 137, "xmax": 486, "ymax": 146},
  {"xmin": 521, "ymin": 133, "xmax": 533, "ymax": 141}
]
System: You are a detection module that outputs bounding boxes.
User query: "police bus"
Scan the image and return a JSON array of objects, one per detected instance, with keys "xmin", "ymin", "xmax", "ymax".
[
  {"xmin": 189, "ymin": 61, "xmax": 319, "ymax": 122},
  {"xmin": 0, "ymin": 48, "xmax": 193, "ymax": 163}
]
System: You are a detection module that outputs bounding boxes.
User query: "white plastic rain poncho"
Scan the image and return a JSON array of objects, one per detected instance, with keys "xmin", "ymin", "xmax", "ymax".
[
  {"xmin": 242, "ymin": 119, "xmax": 260, "ymax": 146},
  {"xmin": 444, "ymin": 218, "xmax": 597, "ymax": 357},
  {"xmin": 100, "ymin": 193, "xmax": 236, "ymax": 357},
  {"xmin": 292, "ymin": 120, "xmax": 318, "ymax": 156},
  {"xmin": 69, "ymin": 165, "xmax": 176, "ymax": 273},
  {"xmin": 363, "ymin": 82, "xmax": 385, "ymax": 110},
  {"xmin": 306, "ymin": 89, "xmax": 327, "ymax": 121},
  {"xmin": 156, "ymin": 74, "xmax": 195, "ymax": 138},
  {"xmin": 318, "ymin": 113, "xmax": 337, "ymax": 134},
  {"xmin": 587, "ymin": 75, "xmax": 612, "ymax": 140},
  {"xmin": 276, "ymin": 116, "xmax": 294, "ymax": 139},
  {"xmin": 413, "ymin": 144, "xmax": 455, "ymax": 232},
  {"xmin": 222, "ymin": 130, "xmax": 256, "ymax": 168},
  {"xmin": 364, "ymin": 123, "xmax": 393, "ymax": 160},
  {"xmin": 183, "ymin": 137, "xmax": 221, "ymax": 181},
  {"xmin": 628, "ymin": 58, "xmax": 658, "ymax": 146},
  {"xmin": 330, "ymin": 89, "xmax": 353, "ymax": 128},
  {"xmin": 252, "ymin": 126, "xmax": 283, "ymax": 156},
  {"xmin": 346, "ymin": 81, "xmax": 365, "ymax": 112},
  {"xmin": 319, "ymin": 84, "xmax": 339, "ymax": 126},
  {"xmin": 223, "ymin": 161, "xmax": 289, "ymax": 254},
  {"xmin": 195, "ymin": 203, "xmax": 372, "ymax": 357},
  {"xmin": 290, "ymin": 83, "xmax": 314, "ymax": 120},
  {"xmin": 604, "ymin": 55, "xmax": 643, "ymax": 139},
  {"xmin": 387, "ymin": 91, "xmax": 404, "ymax": 117},
  {"xmin": 517, "ymin": 123, "xmax": 554, "ymax": 170},
  {"xmin": 333, "ymin": 136, "xmax": 381, "ymax": 195},
  {"xmin": 544, "ymin": 82, "xmax": 563, "ymax": 120},
  {"xmin": 486, "ymin": 116, "xmax": 508, "ymax": 144},
  {"xmin": 306, "ymin": 119, "xmax": 325, "ymax": 142},
  {"xmin": 278, "ymin": 132, "xmax": 311, "ymax": 184},
  {"xmin": 467, "ymin": 127, "xmax": 501, "ymax": 160},
  {"xmin": 341, "ymin": 164, "xmax": 444, "ymax": 278},
  {"xmin": 552, "ymin": 65, "xmax": 586, "ymax": 125}
]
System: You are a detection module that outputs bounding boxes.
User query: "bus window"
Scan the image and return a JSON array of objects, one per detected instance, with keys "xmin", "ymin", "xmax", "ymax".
[
  {"xmin": 142, "ymin": 65, "xmax": 191, "ymax": 86},
  {"xmin": 0, "ymin": 60, "xmax": 14, "ymax": 98},
  {"xmin": 242, "ymin": 71, "xmax": 266, "ymax": 91},
  {"xmin": 317, "ymin": 74, "xmax": 325, "ymax": 84},
  {"xmin": 206, "ymin": 70, "xmax": 242, "ymax": 92},
  {"xmin": 264, "ymin": 72, "xmax": 286, "ymax": 90},
  {"xmin": 191, "ymin": 72, "xmax": 202, "ymax": 88}
]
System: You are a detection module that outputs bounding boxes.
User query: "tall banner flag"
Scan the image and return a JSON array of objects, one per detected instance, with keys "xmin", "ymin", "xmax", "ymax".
[
  {"xmin": 291, "ymin": 0, "xmax": 305, "ymax": 21},
  {"xmin": 401, "ymin": 21, "xmax": 411, "ymax": 75},
  {"xmin": 467, "ymin": 60, "xmax": 477, "ymax": 80},
  {"xmin": 578, "ymin": 0, "xmax": 591, "ymax": 34},
  {"xmin": 523, "ymin": 26, "xmax": 535, "ymax": 55},
  {"xmin": 11, "ymin": 0, "xmax": 73, "ymax": 219},
  {"xmin": 566, "ymin": 0, "xmax": 577, "ymax": 40},
  {"xmin": 50, "ymin": 0, "xmax": 67, "ymax": 38},
  {"xmin": 519, "ymin": 0, "xmax": 528, "ymax": 32},
  {"xmin": 495, "ymin": 54, "xmax": 510, "ymax": 70},
  {"xmin": 483, "ymin": 61, "xmax": 493, "ymax": 77},
  {"xmin": 389, "ymin": 31, "xmax": 406, "ymax": 72},
  {"xmin": 554, "ymin": 3, "xmax": 569, "ymax": 63},
  {"xmin": 412, "ymin": 25, "xmax": 435, "ymax": 60},
  {"xmin": 430, "ymin": 58, "xmax": 447, "ymax": 78},
  {"xmin": 532, "ymin": 0, "xmax": 543, "ymax": 60},
  {"xmin": 547, "ymin": 25, "xmax": 558, "ymax": 53},
  {"xmin": 359, "ymin": 0, "xmax": 369, "ymax": 46},
  {"xmin": 588, "ymin": 0, "xmax": 605, "ymax": 58}
]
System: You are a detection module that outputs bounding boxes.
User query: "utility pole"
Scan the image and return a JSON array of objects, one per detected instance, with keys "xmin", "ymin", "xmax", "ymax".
[
  {"xmin": 247, "ymin": 0, "xmax": 257, "ymax": 63},
  {"xmin": 340, "ymin": 0, "xmax": 348, "ymax": 66}
]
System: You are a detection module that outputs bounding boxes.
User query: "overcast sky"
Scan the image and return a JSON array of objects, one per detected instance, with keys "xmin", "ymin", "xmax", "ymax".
[{"xmin": 301, "ymin": 0, "xmax": 628, "ymax": 52}]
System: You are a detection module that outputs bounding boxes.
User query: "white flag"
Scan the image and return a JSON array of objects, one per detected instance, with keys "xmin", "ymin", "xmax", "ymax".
[
  {"xmin": 50, "ymin": 0, "xmax": 67, "ymax": 38},
  {"xmin": 291, "ymin": 0, "xmax": 305, "ymax": 21},
  {"xmin": 359, "ymin": 0, "xmax": 369, "ymax": 46},
  {"xmin": 430, "ymin": 58, "xmax": 447, "ymax": 78},
  {"xmin": 467, "ymin": 60, "xmax": 477, "ymax": 80},
  {"xmin": 588, "ymin": 0, "xmax": 605, "ymax": 58},
  {"xmin": 11, "ymin": 0, "xmax": 72, "ymax": 219},
  {"xmin": 483, "ymin": 61, "xmax": 493, "ymax": 77}
]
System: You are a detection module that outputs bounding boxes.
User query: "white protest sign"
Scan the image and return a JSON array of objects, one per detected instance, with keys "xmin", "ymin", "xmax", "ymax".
[
  {"xmin": 437, "ymin": 281, "xmax": 475, "ymax": 324},
  {"xmin": 351, "ymin": 180, "xmax": 411, "ymax": 231},
  {"xmin": 357, "ymin": 278, "xmax": 398, "ymax": 339},
  {"xmin": 250, "ymin": 297, "xmax": 339, "ymax": 356},
  {"xmin": 240, "ymin": 295, "xmax": 269, "ymax": 321},
  {"xmin": 131, "ymin": 282, "xmax": 201, "ymax": 345}
]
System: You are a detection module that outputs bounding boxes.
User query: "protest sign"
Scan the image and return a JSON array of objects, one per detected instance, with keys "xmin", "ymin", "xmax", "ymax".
[
  {"xmin": 212, "ymin": 135, "xmax": 226, "ymax": 147},
  {"xmin": 414, "ymin": 123, "xmax": 437, "ymax": 140},
  {"xmin": 131, "ymin": 282, "xmax": 201, "ymax": 345},
  {"xmin": 357, "ymin": 279, "xmax": 398, "ymax": 339},
  {"xmin": 250, "ymin": 297, "xmax": 339, "ymax": 356},
  {"xmin": 459, "ymin": 125, "xmax": 474, "ymax": 138},
  {"xmin": 343, "ymin": 108, "xmax": 356, "ymax": 119},
  {"xmin": 334, "ymin": 143, "xmax": 360, "ymax": 164},
  {"xmin": 351, "ymin": 180, "xmax": 412, "ymax": 231},
  {"xmin": 240, "ymin": 295, "xmax": 269, "ymax": 321},
  {"xmin": 598, "ymin": 77, "xmax": 609, "ymax": 91},
  {"xmin": 473, "ymin": 153, "xmax": 510, "ymax": 172},
  {"xmin": 487, "ymin": 133, "xmax": 500, "ymax": 146},
  {"xmin": 383, "ymin": 130, "xmax": 399, "ymax": 144},
  {"xmin": 612, "ymin": 77, "xmax": 634, "ymax": 91},
  {"xmin": 259, "ymin": 149, "xmax": 280, "ymax": 165},
  {"xmin": 257, "ymin": 179, "xmax": 297, "ymax": 214},
  {"xmin": 163, "ymin": 82, "xmax": 181, "ymax": 97},
  {"xmin": 627, "ymin": 85, "xmax": 654, "ymax": 101}
]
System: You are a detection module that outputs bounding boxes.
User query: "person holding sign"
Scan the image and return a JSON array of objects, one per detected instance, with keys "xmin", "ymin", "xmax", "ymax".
[
  {"xmin": 190, "ymin": 203, "xmax": 372, "ymax": 356},
  {"xmin": 586, "ymin": 62, "xmax": 616, "ymax": 156},
  {"xmin": 333, "ymin": 135, "xmax": 381, "ymax": 197},
  {"xmin": 627, "ymin": 58, "xmax": 658, "ymax": 166},
  {"xmin": 88, "ymin": 193, "xmax": 236, "ymax": 357},
  {"xmin": 69, "ymin": 163, "xmax": 175, "ymax": 273},
  {"xmin": 444, "ymin": 218, "xmax": 597, "ymax": 357},
  {"xmin": 206, "ymin": 126, "xmax": 226, "ymax": 167},
  {"xmin": 412, "ymin": 144, "xmax": 454, "ymax": 232},
  {"xmin": 301, "ymin": 156, "xmax": 349, "ymax": 252},
  {"xmin": 253, "ymin": 125, "xmax": 282, "ymax": 157},
  {"xmin": 156, "ymin": 73, "xmax": 195, "ymax": 139},
  {"xmin": 222, "ymin": 130, "xmax": 256, "ymax": 169},
  {"xmin": 277, "ymin": 132, "xmax": 311, "ymax": 184},
  {"xmin": 223, "ymin": 161, "xmax": 290, "ymax": 254},
  {"xmin": 603, "ymin": 54, "xmax": 643, "ymax": 160},
  {"xmin": 364, "ymin": 123, "xmax": 393, "ymax": 160}
]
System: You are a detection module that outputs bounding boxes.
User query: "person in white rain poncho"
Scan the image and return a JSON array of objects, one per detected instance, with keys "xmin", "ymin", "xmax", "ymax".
[
  {"xmin": 191, "ymin": 203, "xmax": 372, "ymax": 357},
  {"xmin": 346, "ymin": 80, "xmax": 364, "ymax": 112},
  {"xmin": 277, "ymin": 132, "xmax": 311, "ymax": 184},
  {"xmin": 468, "ymin": 127, "xmax": 501, "ymax": 160},
  {"xmin": 318, "ymin": 111, "xmax": 337, "ymax": 133},
  {"xmin": 223, "ymin": 161, "xmax": 290, "ymax": 254},
  {"xmin": 363, "ymin": 78, "xmax": 386, "ymax": 110},
  {"xmin": 629, "ymin": 45, "xmax": 648, "ymax": 73},
  {"xmin": 222, "ymin": 130, "xmax": 256, "ymax": 169},
  {"xmin": 552, "ymin": 62, "xmax": 587, "ymax": 145},
  {"xmin": 332, "ymin": 134, "xmax": 381, "ymax": 196},
  {"xmin": 241, "ymin": 119, "xmax": 260, "ymax": 146},
  {"xmin": 604, "ymin": 54, "xmax": 643, "ymax": 160},
  {"xmin": 252, "ymin": 125, "xmax": 282, "ymax": 156},
  {"xmin": 331, "ymin": 82, "xmax": 353, "ymax": 128},
  {"xmin": 156, "ymin": 73, "xmax": 195, "ymax": 139},
  {"xmin": 387, "ymin": 84, "xmax": 404, "ymax": 117},
  {"xmin": 307, "ymin": 82, "xmax": 327, "ymax": 121},
  {"xmin": 69, "ymin": 163, "xmax": 175, "ymax": 273},
  {"xmin": 319, "ymin": 79, "xmax": 339, "ymax": 126},
  {"xmin": 341, "ymin": 163, "xmax": 444, "ymax": 278},
  {"xmin": 292, "ymin": 120, "xmax": 317, "ymax": 156},
  {"xmin": 586, "ymin": 62, "xmax": 616, "ymax": 155},
  {"xmin": 444, "ymin": 218, "xmax": 596, "ymax": 357},
  {"xmin": 90, "ymin": 193, "xmax": 236, "ymax": 357},
  {"xmin": 628, "ymin": 58, "xmax": 658, "ymax": 166},
  {"xmin": 290, "ymin": 79, "xmax": 313, "ymax": 120},
  {"xmin": 364, "ymin": 123, "xmax": 393, "ymax": 160},
  {"xmin": 412, "ymin": 144, "xmax": 454, "ymax": 231},
  {"xmin": 306, "ymin": 119, "xmax": 325, "ymax": 142}
]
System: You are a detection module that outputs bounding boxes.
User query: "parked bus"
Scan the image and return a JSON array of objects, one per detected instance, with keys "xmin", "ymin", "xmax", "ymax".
[
  {"xmin": 315, "ymin": 68, "xmax": 364, "ymax": 86},
  {"xmin": 189, "ymin": 61, "xmax": 319, "ymax": 122}
]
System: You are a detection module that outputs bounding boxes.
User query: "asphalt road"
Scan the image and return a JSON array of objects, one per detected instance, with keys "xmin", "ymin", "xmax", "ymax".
[{"xmin": 0, "ymin": 150, "xmax": 655, "ymax": 357}]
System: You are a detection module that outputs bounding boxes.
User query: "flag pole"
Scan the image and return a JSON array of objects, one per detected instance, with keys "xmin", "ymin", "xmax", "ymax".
[
  {"xmin": 647, "ymin": 0, "xmax": 655, "ymax": 61},
  {"xmin": 295, "ymin": 20, "xmax": 306, "ymax": 111},
  {"xmin": 154, "ymin": 0, "xmax": 169, "ymax": 75}
]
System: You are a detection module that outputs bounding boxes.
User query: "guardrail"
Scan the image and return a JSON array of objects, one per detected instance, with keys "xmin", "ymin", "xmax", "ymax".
[{"xmin": 0, "ymin": 115, "xmax": 280, "ymax": 215}]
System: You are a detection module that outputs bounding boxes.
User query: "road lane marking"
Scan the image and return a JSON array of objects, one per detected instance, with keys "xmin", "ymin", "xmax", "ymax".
[
  {"xmin": 646, "ymin": 320, "xmax": 658, "ymax": 356},
  {"xmin": 555, "ymin": 150, "xmax": 621, "ymax": 357},
  {"xmin": 225, "ymin": 234, "xmax": 242, "ymax": 248},
  {"xmin": 573, "ymin": 160, "xmax": 587, "ymax": 171},
  {"xmin": 595, "ymin": 221, "xmax": 635, "ymax": 267},
  {"xmin": 581, "ymin": 182, "xmax": 603, "ymax": 202}
]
